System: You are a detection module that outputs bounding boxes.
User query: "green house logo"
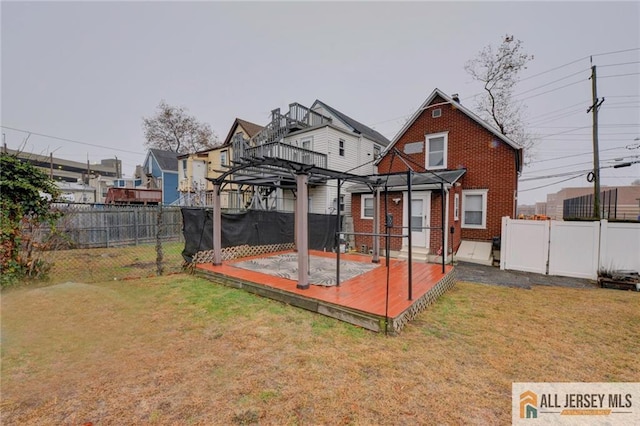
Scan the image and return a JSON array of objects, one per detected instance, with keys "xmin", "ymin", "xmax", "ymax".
[{"xmin": 520, "ymin": 390, "xmax": 538, "ymax": 419}]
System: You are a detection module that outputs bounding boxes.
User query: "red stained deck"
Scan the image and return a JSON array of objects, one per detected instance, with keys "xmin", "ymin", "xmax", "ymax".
[{"xmin": 196, "ymin": 250, "xmax": 456, "ymax": 334}]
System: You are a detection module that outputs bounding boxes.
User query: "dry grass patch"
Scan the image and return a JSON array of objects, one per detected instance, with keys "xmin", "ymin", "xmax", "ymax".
[
  {"xmin": 34, "ymin": 241, "xmax": 185, "ymax": 284},
  {"xmin": 1, "ymin": 276, "xmax": 638, "ymax": 424}
]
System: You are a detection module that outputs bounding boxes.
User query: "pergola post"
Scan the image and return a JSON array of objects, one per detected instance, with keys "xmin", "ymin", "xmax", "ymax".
[
  {"xmin": 212, "ymin": 183, "xmax": 222, "ymax": 266},
  {"xmin": 295, "ymin": 173, "xmax": 309, "ymax": 289},
  {"xmin": 372, "ymin": 187, "xmax": 380, "ymax": 263},
  {"xmin": 293, "ymin": 191, "xmax": 297, "ymax": 252}
]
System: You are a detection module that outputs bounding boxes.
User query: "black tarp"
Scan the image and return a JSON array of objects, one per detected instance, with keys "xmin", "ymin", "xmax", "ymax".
[{"xmin": 181, "ymin": 208, "xmax": 338, "ymax": 262}]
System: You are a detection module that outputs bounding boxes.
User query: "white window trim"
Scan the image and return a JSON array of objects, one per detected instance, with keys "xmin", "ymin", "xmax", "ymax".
[
  {"xmin": 425, "ymin": 131, "xmax": 448, "ymax": 170},
  {"xmin": 361, "ymin": 194, "xmax": 374, "ymax": 219},
  {"xmin": 301, "ymin": 136, "xmax": 313, "ymax": 149},
  {"xmin": 454, "ymin": 193, "xmax": 460, "ymax": 222},
  {"xmin": 461, "ymin": 189, "xmax": 488, "ymax": 229}
]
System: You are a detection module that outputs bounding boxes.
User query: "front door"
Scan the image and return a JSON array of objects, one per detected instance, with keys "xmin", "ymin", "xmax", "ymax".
[{"xmin": 405, "ymin": 192, "xmax": 430, "ymax": 248}]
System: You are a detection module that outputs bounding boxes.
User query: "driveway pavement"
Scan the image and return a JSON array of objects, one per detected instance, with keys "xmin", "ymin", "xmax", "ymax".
[{"xmin": 454, "ymin": 261, "xmax": 598, "ymax": 290}]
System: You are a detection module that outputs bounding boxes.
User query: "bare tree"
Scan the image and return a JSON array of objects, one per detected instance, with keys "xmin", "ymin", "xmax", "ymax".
[
  {"xmin": 465, "ymin": 35, "xmax": 535, "ymax": 161},
  {"xmin": 142, "ymin": 100, "xmax": 219, "ymax": 153}
]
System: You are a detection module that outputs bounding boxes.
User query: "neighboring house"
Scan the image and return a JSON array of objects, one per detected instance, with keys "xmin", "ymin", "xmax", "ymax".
[
  {"xmin": 232, "ymin": 101, "xmax": 390, "ymax": 217},
  {"xmin": 55, "ymin": 181, "xmax": 96, "ymax": 203},
  {"xmin": 143, "ymin": 149, "xmax": 179, "ymax": 205},
  {"xmin": 91, "ymin": 175, "xmax": 144, "ymax": 203},
  {"xmin": 178, "ymin": 118, "xmax": 263, "ymax": 208},
  {"xmin": 350, "ymin": 88, "xmax": 523, "ymax": 264}
]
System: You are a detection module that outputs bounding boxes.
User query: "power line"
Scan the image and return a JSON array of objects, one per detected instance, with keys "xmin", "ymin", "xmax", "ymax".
[
  {"xmin": 519, "ymin": 174, "xmax": 585, "ymax": 191},
  {"xmin": 0, "ymin": 125, "xmax": 145, "ymax": 156},
  {"xmin": 528, "ymin": 108, "xmax": 585, "ymax": 127},
  {"xmin": 527, "ymin": 145, "xmax": 632, "ymax": 165},
  {"xmin": 526, "ymin": 99, "xmax": 591, "ymax": 121},
  {"xmin": 520, "ymin": 161, "xmax": 640, "ymax": 181},
  {"xmin": 515, "ymin": 48, "xmax": 638, "ymax": 84},
  {"xmin": 514, "ymin": 69, "xmax": 589, "ymax": 97},
  {"xmin": 598, "ymin": 60, "xmax": 640, "ymax": 68},
  {"xmin": 517, "ymin": 79, "xmax": 586, "ymax": 101},
  {"xmin": 523, "ymin": 153, "xmax": 638, "ymax": 176},
  {"xmin": 591, "ymin": 47, "xmax": 640, "ymax": 58},
  {"xmin": 599, "ymin": 72, "xmax": 640, "ymax": 79},
  {"xmin": 519, "ymin": 57, "xmax": 588, "ymax": 83}
]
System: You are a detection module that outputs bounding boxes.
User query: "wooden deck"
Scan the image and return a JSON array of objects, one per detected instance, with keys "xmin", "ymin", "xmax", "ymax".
[{"xmin": 195, "ymin": 250, "xmax": 456, "ymax": 334}]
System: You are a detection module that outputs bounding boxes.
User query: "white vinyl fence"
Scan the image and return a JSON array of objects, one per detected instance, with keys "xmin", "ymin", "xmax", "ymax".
[{"xmin": 500, "ymin": 217, "xmax": 640, "ymax": 280}]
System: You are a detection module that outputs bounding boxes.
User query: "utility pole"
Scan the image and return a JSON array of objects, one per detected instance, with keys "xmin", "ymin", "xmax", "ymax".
[{"xmin": 587, "ymin": 58, "xmax": 605, "ymax": 219}]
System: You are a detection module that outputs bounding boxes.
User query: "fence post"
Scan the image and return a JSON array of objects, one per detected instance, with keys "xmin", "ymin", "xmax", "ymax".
[
  {"xmin": 156, "ymin": 204, "xmax": 164, "ymax": 276},
  {"xmin": 134, "ymin": 208, "xmax": 139, "ymax": 245},
  {"xmin": 598, "ymin": 219, "xmax": 607, "ymax": 273},
  {"xmin": 500, "ymin": 216, "xmax": 508, "ymax": 270}
]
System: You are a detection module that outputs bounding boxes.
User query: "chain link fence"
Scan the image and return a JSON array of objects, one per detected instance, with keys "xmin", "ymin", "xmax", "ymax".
[{"xmin": 24, "ymin": 204, "xmax": 186, "ymax": 284}]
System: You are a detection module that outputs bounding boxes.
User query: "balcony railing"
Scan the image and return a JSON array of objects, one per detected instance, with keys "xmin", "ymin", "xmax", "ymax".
[
  {"xmin": 244, "ymin": 141, "xmax": 327, "ymax": 169},
  {"xmin": 287, "ymin": 103, "xmax": 332, "ymax": 128}
]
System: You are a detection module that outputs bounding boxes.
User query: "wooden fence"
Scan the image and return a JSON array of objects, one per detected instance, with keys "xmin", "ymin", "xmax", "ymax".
[{"xmin": 40, "ymin": 204, "xmax": 183, "ymax": 249}]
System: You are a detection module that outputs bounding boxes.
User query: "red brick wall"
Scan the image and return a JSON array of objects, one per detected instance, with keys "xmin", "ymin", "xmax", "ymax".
[
  {"xmin": 372, "ymin": 95, "xmax": 518, "ymax": 245},
  {"xmin": 352, "ymin": 191, "xmax": 405, "ymax": 252}
]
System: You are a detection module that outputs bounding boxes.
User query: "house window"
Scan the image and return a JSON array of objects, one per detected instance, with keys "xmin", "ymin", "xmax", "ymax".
[
  {"xmin": 432, "ymin": 108, "xmax": 442, "ymax": 118},
  {"xmin": 361, "ymin": 194, "xmax": 374, "ymax": 219},
  {"xmin": 426, "ymin": 132, "xmax": 448, "ymax": 170},
  {"xmin": 301, "ymin": 138, "xmax": 312, "ymax": 164},
  {"xmin": 454, "ymin": 193, "xmax": 460, "ymax": 221},
  {"xmin": 339, "ymin": 139, "xmax": 345, "ymax": 157},
  {"xmin": 182, "ymin": 159, "xmax": 187, "ymax": 178},
  {"xmin": 334, "ymin": 195, "xmax": 346, "ymax": 214},
  {"xmin": 462, "ymin": 189, "xmax": 488, "ymax": 229},
  {"xmin": 373, "ymin": 145, "xmax": 381, "ymax": 159},
  {"xmin": 220, "ymin": 150, "xmax": 228, "ymax": 166}
]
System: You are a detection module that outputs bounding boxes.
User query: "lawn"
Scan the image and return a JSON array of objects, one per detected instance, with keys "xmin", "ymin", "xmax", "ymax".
[{"xmin": 1, "ymin": 274, "xmax": 638, "ymax": 424}]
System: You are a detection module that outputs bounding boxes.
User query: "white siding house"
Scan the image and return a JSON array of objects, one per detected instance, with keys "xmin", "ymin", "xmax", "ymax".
[{"xmin": 260, "ymin": 100, "xmax": 390, "ymax": 216}]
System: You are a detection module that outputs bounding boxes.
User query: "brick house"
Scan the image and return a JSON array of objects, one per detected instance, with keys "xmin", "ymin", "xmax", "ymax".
[{"xmin": 350, "ymin": 88, "xmax": 523, "ymax": 264}]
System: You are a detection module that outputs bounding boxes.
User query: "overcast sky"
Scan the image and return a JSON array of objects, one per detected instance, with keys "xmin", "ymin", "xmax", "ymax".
[{"xmin": 2, "ymin": 1, "xmax": 638, "ymax": 205}]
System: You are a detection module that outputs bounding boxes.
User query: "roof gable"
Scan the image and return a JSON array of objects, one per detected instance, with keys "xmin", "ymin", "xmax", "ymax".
[
  {"xmin": 222, "ymin": 118, "xmax": 264, "ymax": 147},
  {"xmin": 311, "ymin": 100, "xmax": 390, "ymax": 147},
  {"xmin": 380, "ymin": 88, "xmax": 522, "ymax": 161},
  {"xmin": 148, "ymin": 148, "xmax": 179, "ymax": 172}
]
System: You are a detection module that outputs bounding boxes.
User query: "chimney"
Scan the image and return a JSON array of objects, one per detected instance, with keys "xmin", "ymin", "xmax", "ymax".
[{"xmin": 452, "ymin": 93, "xmax": 460, "ymax": 103}]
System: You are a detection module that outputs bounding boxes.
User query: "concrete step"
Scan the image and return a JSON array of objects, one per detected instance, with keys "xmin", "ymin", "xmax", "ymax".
[{"xmin": 397, "ymin": 246, "xmax": 430, "ymax": 262}]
